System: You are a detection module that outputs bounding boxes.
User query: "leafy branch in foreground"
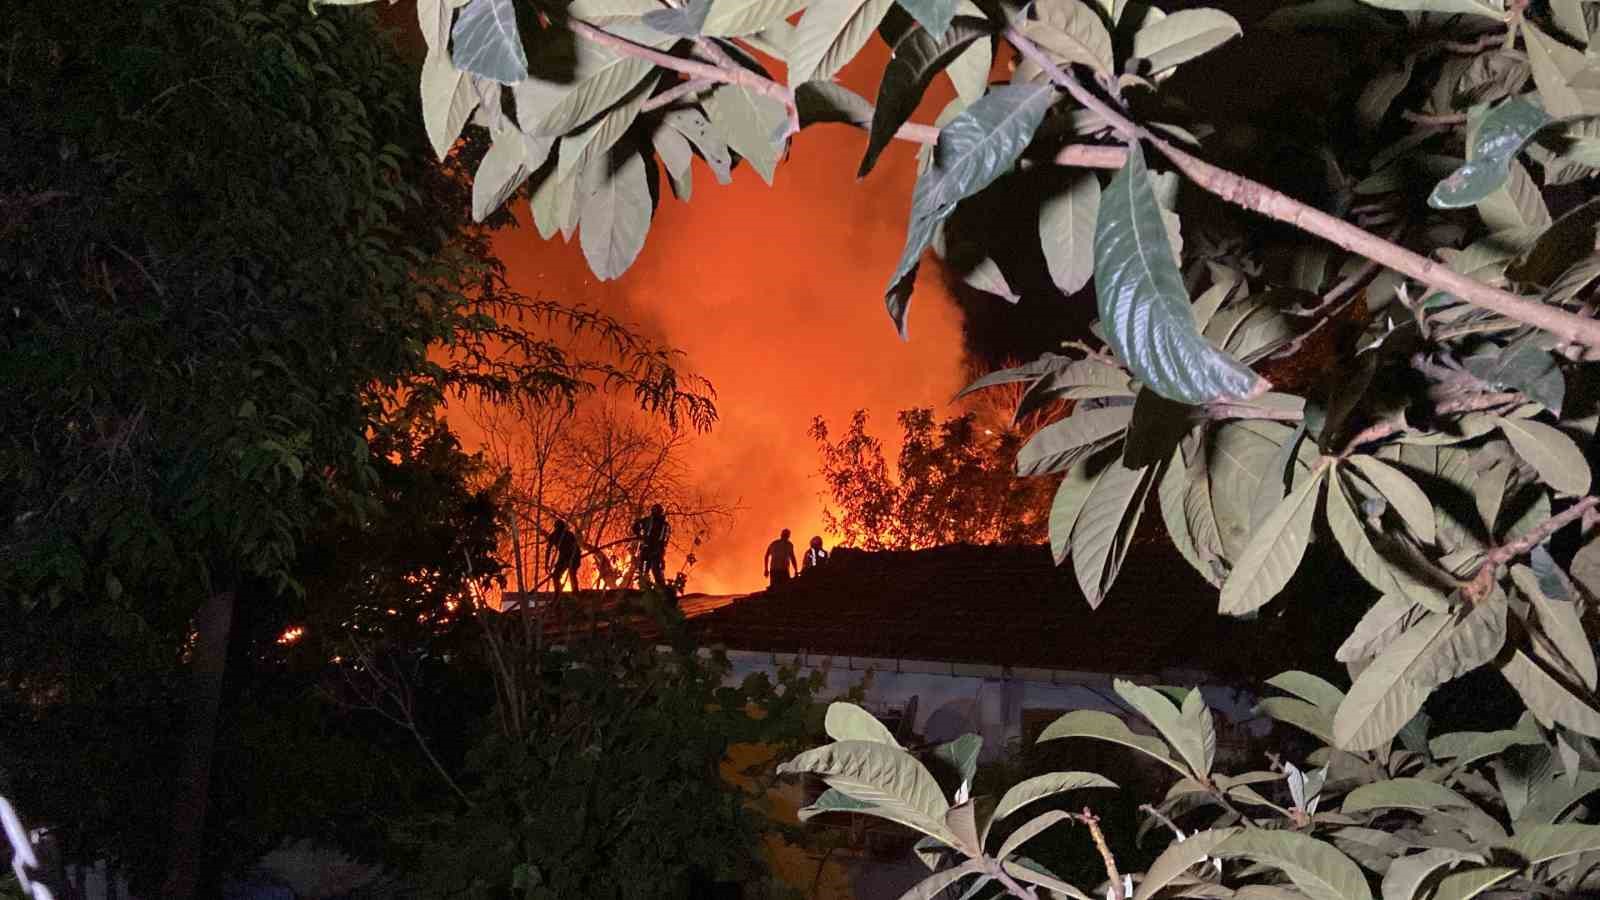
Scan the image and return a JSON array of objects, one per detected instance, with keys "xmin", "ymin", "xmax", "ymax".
[
  {"xmin": 790, "ymin": 687, "xmax": 1600, "ymax": 900},
  {"xmin": 310, "ymin": 0, "xmax": 1600, "ymax": 800}
]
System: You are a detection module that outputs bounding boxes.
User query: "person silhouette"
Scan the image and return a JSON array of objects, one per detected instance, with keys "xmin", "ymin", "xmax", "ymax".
[
  {"xmin": 546, "ymin": 519, "xmax": 580, "ymax": 595},
  {"xmin": 803, "ymin": 535, "xmax": 828, "ymax": 573},
  {"xmin": 632, "ymin": 503, "xmax": 671, "ymax": 591},
  {"xmin": 763, "ymin": 528, "xmax": 797, "ymax": 587}
]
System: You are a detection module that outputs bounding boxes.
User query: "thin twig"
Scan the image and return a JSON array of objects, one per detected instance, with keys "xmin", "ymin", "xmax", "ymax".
[
  {"xmin": 1464, "ymin": 496, "xmax": 1600, "ymax": 603},
  {"xmin": 1441, "ymin": 31, "xmax": 1509, "ymax": 54},
  {"xmin": 1073, "ymin": 809, "xmax": 1124, "ymax": 900},
  {"xmin": 1139, "ymin": 803, "xmax": 1186, "ymax": 841},
  {"xmin": 568, "ymin": 18, "xmax": 793, "ymax": 117},
  {"xmin": 641, "ymin": 77, "xmax": 714, "ymax": 112},
  {"xmin": 986, "ymin": 861, "xmax": 1039, "ymax": 900},
  {"xmin": 1403, "ymin": 109, "xmax": 1468, "ymax": 126},
  {"xmin": 1000, "ymin": 25, "xmax": 1600, "ymax": 351},
  {"xmin": 1339, "ymin": 391, "xmax": 1522, "ymax": 455}
]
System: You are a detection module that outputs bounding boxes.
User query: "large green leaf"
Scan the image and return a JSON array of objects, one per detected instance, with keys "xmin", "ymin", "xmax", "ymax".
[
  {"xmin": 1130, "ymin": 9, "xmax": 1241, "ymax": 78},
  {"xmin": 1430, "ymin": 95, "xmax": 1554, "ymax": 208},
  {"xmin": 1160, "ymin": 447, "xmax": 1220, "ymax": 585},
  {"xmin": 1427, "ymin": 866, "xmax": 1516, "ymax": 900},
  {"xmin": 796, "ymin": 80, "xmax": 876, "ymax": 127},
  {"xmin": 897, "ymin": 0, "xmax": 962, "ymax": 39},
  {"xmin": 860, "ymin": 19, "xmax": 990, "ymax": 177},
  {"xmin": 1070, "ymin": 454, "xmax": 1156, "ymax": 607},
  {"xmin": 642, "ymin": 0, "xmax": 711, "ymax": 34},
  {"xmin": 1048, "ymin": 456, "xmax": 1097, "ymax": 565},
  {"xmin": 1351, "ymin": 0, "xmax": 1502, "ymax": 20},
  {"xmin": 1504, "ymin": 823, "xmax": 1600, "ymax": 865},
  {"xmin": 1478, "ymin": 160, "xmax": 1551, "ymax": 233},
  {"xmin": 994, "ymin": 809, "xmax": 1073, "ymax": 864},
  {"xmin": 555, "ymin": 73, "xmax": 652, "ymax": 180},
  {"xmin": 886, "ymin": 82, "xmax": 1055, "ymax": 336},
  {"xmin": 1017, "ymin": 0, "xmax": 1113, "ymax": 79},
  {"xmin": 1037, "ymin": 709, "xmax": 1187, "ymax": 777},
  {"xmin": 789, "ymin": 0, "xmax": 897, "ymax": 85},
  {"xmin": 930, "ymin": 734, "xmax": 983, "ymax": 785},
  {"xmin": 1132, "ymin": 828, "xmax": 1240, "ymax": 900},
  {"xmin": 947, "ymin": 21, "xmax": 990, "ymax": 104},
  {"xmin": 1266, "ymin": 671, "xmax": 1345, "ymax": 714},
  {"xmin": 989, "ymin": 772, "xmax": 1117, "ymax": 830},
  {"xmin": 1343, "ymin": 778, "xmax": 1479, "ymax": 817},
  {"xmin": 535, "ymin": 54, "xmax": 654, "ymax": 138},
  {"xmin": 1430, "ymin": 725, "xmax": 1542, "ymax": 768},
  {"xmin": 1523, "ymin": 22, "xmax": 1593, "ymax": 119},
  {"xmin": 1380, "ymin": 848, "xmax": 1484, "ymax": 900},
  {"xmin": 1463, "ymin": 343, "xmax": 1565, "ymax": 415},
  {"xmin": 1500, "ymin": 648, "xmax": 1600, "ymax": 738},
  {"xmin": 1000, "ymin": 859, "xmax": 1095, "ymax": 900},
  {"xmin": 1256, "ymin": 697, "xmax": 1335, "ymax": 744},
  {"xmin": 662, "ymin": 107, "xmax": 734, "ymax": 184},
  {"xmin": 1497, "ymin": 417, "xmax": 1592, "ymax": 496},
  {"xmin": 826, "ymin": 702, "xmax": 900, "ymax": 744},
  {"xmin": 704, "ymin": 83, "xmax": 788, "ymax": 184},
  {"xmin": 451, "ymin": 0, "xmax": 529, "ymax": 84},
  {"xmin": 1512, "ymin": 563, "xmax": 1597, "ymax": 689},
  {"xmin": 1040, "ymin": 170, "xmax": 1101, "ymax": 295},
  {"xmin": 1337, "ymin": 594, "xmax": 1424, "ymax": 663},
  {"xmin": 1347, "ymin": 455, "xmax": 1436, "ymax": 545},
  {"xmin": 652, "ymin": 121, "xmax": 694, "ymax": 199},
  {"xmin": 1218, "ymin": 464, "xmax": 1327, "ymax": 615},
  {"xmin": 470, "ymin": 126, "xmax": 533, "ymax": 222},
  {"xmin": 898, "ymin": 860, "xmax": 984, "ymax": 900},
  {"xmin": 797, "ymin": 786, "xmax": 877, "ymax": 820},
  {"xmin": 1115, "ymin": 679, "xmax": 1210, "ymax": 779},
  {"xmin": 1213, "ymin": 830, "xmax": 1373, "ymax": 900},
  {"xmin": 777, "ymin": 740, "xmax": 955, "ymax": 841},
  {"xmin": 1335, "ymin": 599, "xmax": 1507, "ymax": 751},
  {"xmin": 1208, "ymin": 422, "xmax": 1293, "ymax": 561},
  {"xmin": 1015, "ymin": 406, "xmax": 1132, "ymax": 477},
  {"xmin": 1327, "ymin": 472, "xmax": 1445, "ymax": 610},
  {"xmin": 578, "ymin": 149, "xmax": 652, "ymax": 280},
  {"xmin": 421, "ymin": 51, "xmax": 480, "ymax": 161},
  {"xmin": 1095, "ymin": 143, "xmax": 1265, "ymax": 405},
  {"xmin": 702, "ymin": 0, "xmax": 808, "ymax": 36}
]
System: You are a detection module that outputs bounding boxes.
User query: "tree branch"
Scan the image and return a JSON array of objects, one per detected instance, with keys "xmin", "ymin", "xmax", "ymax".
[
  {"xmin": 1339, "ymin": 391, "xmax": 1522, "ymax": 456},
  {"xmin": 1465, "ymin": 496, "xmax": 1600, "ymax": 603},
  {"xmin": 641, "ymin": 77, "xmax": 714, "ymax": 112},
  {"xmin": 1403, "ymin": 109, "xmax": 1468, "ymax": 126},
  {"xmin": 568, "ymin": 18, "xmax": 794, "ymax": 112},
  {"xmin": 1074, "ymin": 809, "xmax": 1124, "ymax": 900},
  {"xmin": 1001, "ymin": 25, "xmax": 1600, "ymax": 351}
]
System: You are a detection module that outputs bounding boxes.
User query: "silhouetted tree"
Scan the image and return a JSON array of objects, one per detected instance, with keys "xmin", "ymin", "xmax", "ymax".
[{"xmin": 809, "ymin": 409, "xmax": 1053, "ymax": 550}]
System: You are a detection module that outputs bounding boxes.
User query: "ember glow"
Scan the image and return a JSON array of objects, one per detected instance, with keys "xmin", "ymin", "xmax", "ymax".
[{"xmin": 456, "ymin": 42, "xmax": 979, "ymax": 595}]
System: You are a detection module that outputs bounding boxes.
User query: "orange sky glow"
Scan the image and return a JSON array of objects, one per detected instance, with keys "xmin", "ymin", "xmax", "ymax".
[{"xmin": 451, "ymin": 40, "xmax": 981, "ymax": 595}]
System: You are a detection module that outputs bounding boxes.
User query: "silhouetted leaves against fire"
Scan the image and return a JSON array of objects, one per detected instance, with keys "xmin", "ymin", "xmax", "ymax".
[{"xmin": 810, "ymin": 409, "xmax": 1053, "ymax": 550}]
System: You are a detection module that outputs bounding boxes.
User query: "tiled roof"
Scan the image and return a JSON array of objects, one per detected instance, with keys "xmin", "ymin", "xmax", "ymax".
[{"xmin": 688, "ymin": 542, "xmax": 1301, "ymax": 679}]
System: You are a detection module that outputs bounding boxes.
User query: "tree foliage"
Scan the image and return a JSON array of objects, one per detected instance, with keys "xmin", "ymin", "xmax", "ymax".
[
  {"xmin": 400, "ymin": 621, "xmax": 825, "ymax": 899},
  {"xmin": 0, "ymin": 0, "xmax": 710, "ymax": 892},
  {"xmin": 810, "ymin": 408, "xmax": 1054, "ymax": 549},
  {"xmin": 318, "ymin": 0, "xmax": 1600, "ymax": 835}
]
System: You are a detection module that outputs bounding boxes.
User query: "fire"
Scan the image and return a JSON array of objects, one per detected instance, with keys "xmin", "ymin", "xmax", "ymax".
[{"xmin": 276, "ymin": 626, "xmax": 304, "ymax": 645}]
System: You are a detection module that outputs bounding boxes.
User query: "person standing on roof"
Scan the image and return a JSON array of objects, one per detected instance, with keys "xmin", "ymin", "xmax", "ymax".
[
  {"xmin": 546, "ymin": 519, "xmax": 581, "ymax": 595},
  {"xmin": 803, "ymin": 536, "xmax": 828, "ymax": 573},
  {"xmin": 763, "ymin": 528, "xmax": 797, "ymax": 587},
  {"xmin": 633, "ymin": 503, "xmax": 671, "ymax": 591}
]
